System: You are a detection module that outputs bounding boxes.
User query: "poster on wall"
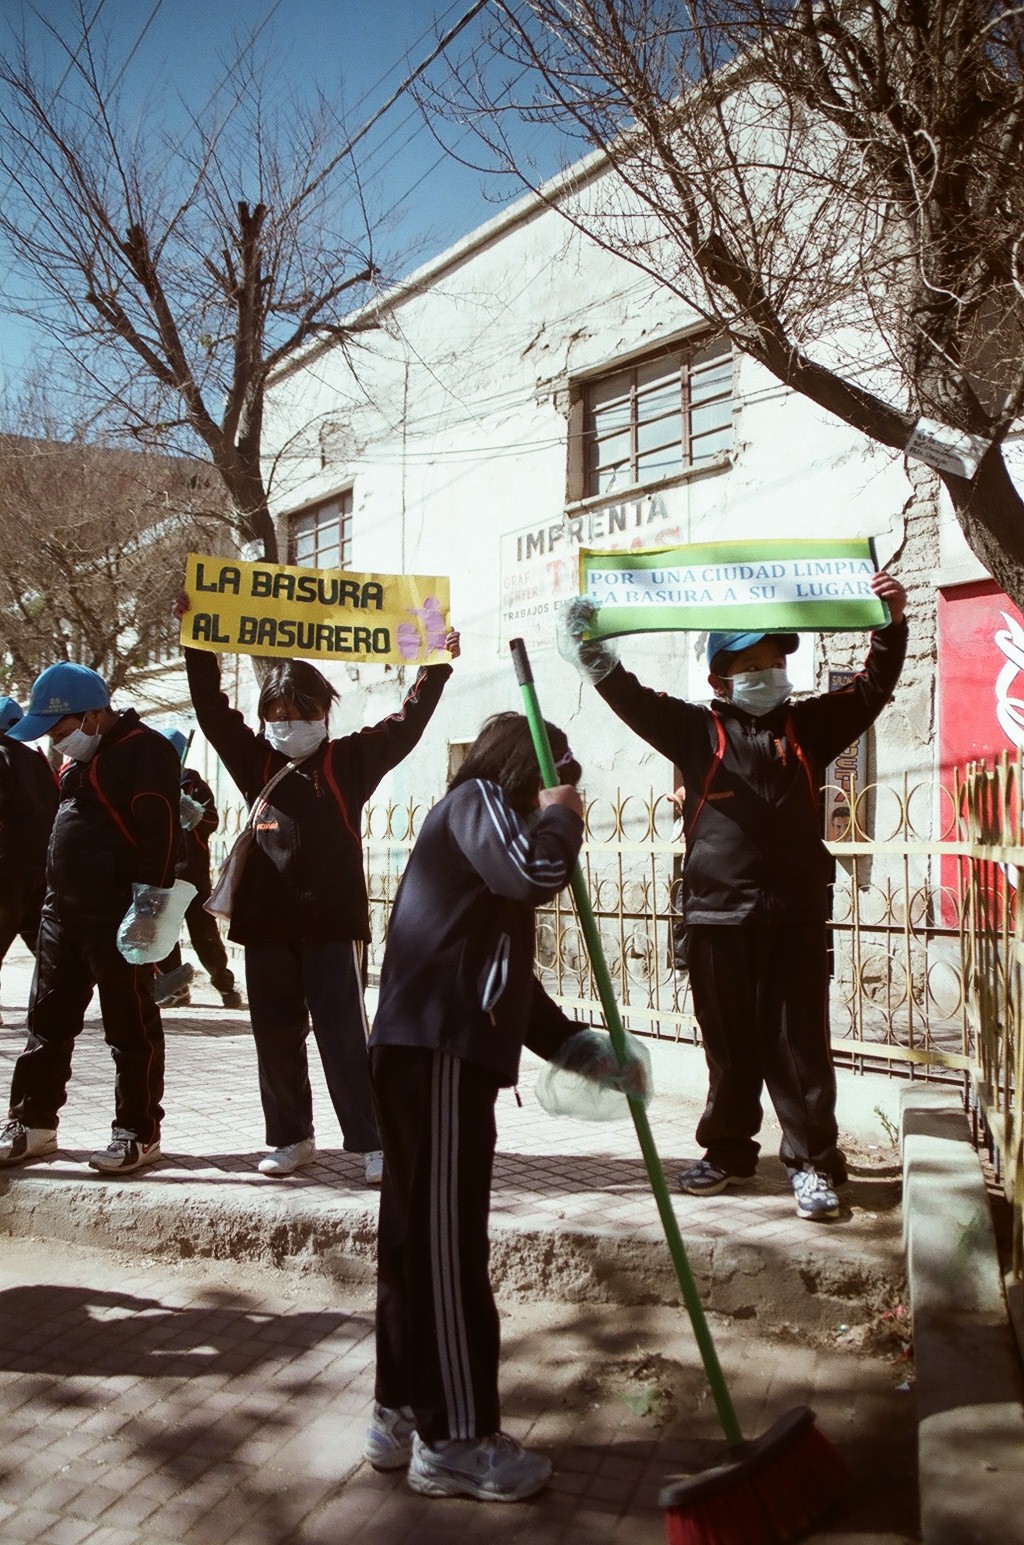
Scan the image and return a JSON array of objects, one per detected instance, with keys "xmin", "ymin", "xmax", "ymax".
[{"xmin": 937, "ymin": 580, "xmax": 1024, "ymax": 915}]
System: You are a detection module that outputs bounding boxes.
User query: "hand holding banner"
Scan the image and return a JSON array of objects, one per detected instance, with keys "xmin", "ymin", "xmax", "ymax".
[
  {"xmin": 179, "ymin": 553, "xmax": 452, "ymax": 665},
  {"xmin": 577, "ymin": 537, "xmax": 887, "ymax": 639}
]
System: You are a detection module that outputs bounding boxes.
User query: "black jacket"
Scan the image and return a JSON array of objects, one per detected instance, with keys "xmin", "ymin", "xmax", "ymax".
[
  {"xmin": 47, "ymin": 709, "xmax": 182, "ymax": 915},
  {"xmin": 596, "ymin": 621, "xmax": 908, "ymax": 924},
  {"xmin": 370, "ymin": 778, "xmax": 585, "ymax": 1085},
  {"xmin": 185, "ymin": 647, "xmax": 452, "ymax": 945},
  {"xmin": 0, "ymin": 737, "xmax": 58, "ymax": 884}
]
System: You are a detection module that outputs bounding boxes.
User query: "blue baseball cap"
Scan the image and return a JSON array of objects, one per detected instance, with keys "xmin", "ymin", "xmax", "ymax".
[
  {"xmin": 6, "ymin": 662, "xmax": 110, "ymax": 742},
  {"xmin": 162, "ymin": 728, "xmax": 189, "ymax": 760},
  {"xmin": 707, "ymin": 630, "xmax": 799, "ymax": 670},
  {"xmin": 0, "ymin": 696, "xmax": 23, "ymax": 734}
]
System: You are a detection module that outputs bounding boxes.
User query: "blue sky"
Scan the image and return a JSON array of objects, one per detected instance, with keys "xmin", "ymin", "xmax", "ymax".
[{"xmin": 0, "ymin": 0, "xmax": 566, "ymax": 401}]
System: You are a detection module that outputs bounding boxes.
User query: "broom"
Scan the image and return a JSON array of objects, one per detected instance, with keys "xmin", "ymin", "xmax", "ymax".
[{"xmin": 510, "ymin": 637, "xmax": 849, "ymax": 1545}]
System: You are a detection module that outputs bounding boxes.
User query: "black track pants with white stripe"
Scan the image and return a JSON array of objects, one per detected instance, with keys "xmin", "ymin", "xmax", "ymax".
[{"xmin": 370, "ymin": 1045, "xmax": 501, "ymax": 1444}]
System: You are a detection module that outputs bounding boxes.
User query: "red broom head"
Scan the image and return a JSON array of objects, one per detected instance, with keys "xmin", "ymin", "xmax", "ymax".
[{"xmin": 661, "ymin": 1407, "xmax": 851, "ymax": 1545}]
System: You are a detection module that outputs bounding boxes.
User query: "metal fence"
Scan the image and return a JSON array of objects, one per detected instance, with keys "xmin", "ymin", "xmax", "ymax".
[
  {"xmin": 210, "ymin": 763, "xmax": 1022, "ymax": 1275},
  {"xmin": 359, "ymin": 765, "xmax": 1023, "ymax": 1276}
]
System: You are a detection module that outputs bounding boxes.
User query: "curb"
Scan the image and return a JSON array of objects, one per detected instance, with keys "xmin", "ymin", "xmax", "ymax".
[
  {"xmin": 0, "ymin": 1170, "xmax": 903, "ymax": 1331},
  {"xmin": 901, "ymin": 1088, "xmax": 1024, "ymax": 1545}
]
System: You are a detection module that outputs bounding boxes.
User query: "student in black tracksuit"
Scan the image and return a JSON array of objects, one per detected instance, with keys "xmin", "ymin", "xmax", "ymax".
[
  {"xmin": 562, "ymin": 570, "xmax": 908, "ymax": 1222},
  {"xmin": 0, "ymin": 663, "xmax": 181, "ymax": 1174},
  {"xmin": 155, "ymin": 731, "xmax": 242, "ymax": 1009},
  {"xmin": 0, "ymin": 697, "xmax": 59, "ymax": 1021},
  {"xmin": 364, "ymin": 712, "xmax": 641, "ymax": 1503},
  {"xmin": 179, "ymin": 603, "xmax": 459, "ymax": 1182}
]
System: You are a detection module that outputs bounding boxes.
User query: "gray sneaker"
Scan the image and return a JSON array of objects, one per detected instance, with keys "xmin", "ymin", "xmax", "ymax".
[
  {"xmin": 790, "ymin": 1165, "xmax": 840, "ymax": 1220},
  {"xmin": 363, "ymin": 1403, "xmax": 416, "ymax": 1470},
  {"xmin": 0, "ymin": 1119, "xmax": 58, "ymax": 1167},
  {"xmin": 89, "ymin": 1134, "xmax": 162, "ymax": 1173},
  {"xmin": 407, "ymin": 1431, "xmax": 552, "ymax": 1502}
]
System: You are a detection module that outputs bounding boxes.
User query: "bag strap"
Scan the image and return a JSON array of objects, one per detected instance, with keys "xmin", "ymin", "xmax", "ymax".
[{"xmin": 247, "ymin": 759, "xmax": 301, "ymax": 830}]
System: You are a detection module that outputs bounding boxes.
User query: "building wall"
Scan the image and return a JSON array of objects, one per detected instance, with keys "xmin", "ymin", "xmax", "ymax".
[{"xmin": 261, "ymin": 179, "xmax": 941, "ymax": 815}]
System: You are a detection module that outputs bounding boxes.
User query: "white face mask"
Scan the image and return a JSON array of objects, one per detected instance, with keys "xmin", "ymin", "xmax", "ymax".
[
  {"xmin": 264, "ymin": 719, "xmax": 328, "ymax": 759},
  {"xmin": 729, "ymin": 668, "xmax": 792, "ymax": 717},
  {"xmin": 52, "ymin": 723, "xmax": 103, "ymax": 762}
]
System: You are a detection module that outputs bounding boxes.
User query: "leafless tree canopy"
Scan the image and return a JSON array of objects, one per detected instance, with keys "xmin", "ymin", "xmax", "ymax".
[
  {"xmin": 0, "ymin": 404, "xmax": 227, "ymax": 699},
  {"xmin": 434, "ymin": 0, "xmax": 1024, "ymax": 605},
  {"xmin": 0, "ymin": 3, "xmax": 382, "ymax": 561}
]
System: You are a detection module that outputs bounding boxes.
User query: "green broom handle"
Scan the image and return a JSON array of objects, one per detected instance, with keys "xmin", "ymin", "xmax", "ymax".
[{"xmin": 510, "ymin": 638, "xmax": 742, "ymax": 1446}]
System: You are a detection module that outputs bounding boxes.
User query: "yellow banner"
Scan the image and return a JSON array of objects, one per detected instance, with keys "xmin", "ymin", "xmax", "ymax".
[{"xmin": 180, "ymin": 553, "xmax": 452, "ymax": 665}]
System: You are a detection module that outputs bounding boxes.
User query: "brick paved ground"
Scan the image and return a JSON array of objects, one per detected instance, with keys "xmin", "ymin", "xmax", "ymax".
[{"xmin": 0, "ymin": 942, "xmax": 918, "ymax": 1543}]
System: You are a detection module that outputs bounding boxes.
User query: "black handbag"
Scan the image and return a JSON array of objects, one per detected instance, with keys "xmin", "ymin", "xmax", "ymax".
[{"xmin": 204, "ymin": 759, "xmax": 299, "ymax": 922}]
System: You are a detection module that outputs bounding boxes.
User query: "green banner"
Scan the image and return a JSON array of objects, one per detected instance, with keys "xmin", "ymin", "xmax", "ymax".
[{"xmin": 578, "ymin": 537, "xmax": 886, "ymax": 638}]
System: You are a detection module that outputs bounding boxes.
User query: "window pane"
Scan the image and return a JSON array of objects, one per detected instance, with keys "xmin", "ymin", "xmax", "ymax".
[
  {"xmin": 637, "ymin": 445, "xmax": 683, "ymax": 482},
  {"xmin": 590, "ymin": 427, "xmax": 632, "ymax": 471},
  {"xmin": 635, "ymin": 357, "xmax": 680, "ymax": 393},
  {"xmin": 691, "ymin": 426, "xmax": 732, "ymax": 461},
  {"xmin": 690, "ymin": 364, "xmax": 732, "ymax": 404},
  {"xmin": 691, "ymin": 399, "xmax": 732, "ymax": 438},
  {"xmin": 637, "ymin": 413, "xmax": 679, "ymax": 455},
  {"xmin": 588, "ymin": 372, "xmax": 632, "ymax": 431}
]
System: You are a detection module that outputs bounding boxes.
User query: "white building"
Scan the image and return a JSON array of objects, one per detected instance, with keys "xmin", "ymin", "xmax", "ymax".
[{"xmin": 260, "ymin": 157, "xmax": 946, "ymax": 817}]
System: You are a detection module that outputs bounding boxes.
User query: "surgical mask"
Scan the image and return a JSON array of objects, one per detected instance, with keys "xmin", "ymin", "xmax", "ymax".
[
  {"xmin": 264, "ymin": 719, "xmax": 329, "ymax": 759},
  {"xmin": 729, "ymin": 668, "xmax": 792, "ymax": 717},
  {"xmin": 52, "ymin": 724, "xmax": 103, "ymax": 762}
]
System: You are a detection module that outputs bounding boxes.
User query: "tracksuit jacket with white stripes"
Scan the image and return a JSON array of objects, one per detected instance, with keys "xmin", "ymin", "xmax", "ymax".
[{"xmin": 369, "ymin": 777, "xmax": 586, "ymax": 1083}]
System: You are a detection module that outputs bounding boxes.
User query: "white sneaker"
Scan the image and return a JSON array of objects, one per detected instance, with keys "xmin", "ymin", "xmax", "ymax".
[
  {"xmin": 364, "ymin": 1149, "xmax": 384, "ymax": 1185},
  {"xmin": 363, "ymin": 1402, "xmax": 416, "ymax": 1470},
  {"xmin": 407, "ymin": 1432, "xmax": 552, "ymax": 1502},
  {"xmin": 0, "ymin": 1119, "xmax": 58, "ymax": 1167},
  {"xmin": 89, "ymin": 1135, "xmax": 162, "ymax": 1173},
  {"xmin": 258, "ymin": 1137, "xmax": 316, "ymax": 1176}
]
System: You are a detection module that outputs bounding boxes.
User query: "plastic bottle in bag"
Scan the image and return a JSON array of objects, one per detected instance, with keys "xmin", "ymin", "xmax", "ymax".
[{"xmin": 117, "ymin": 879, "xmax": 198, "ymax": 965}]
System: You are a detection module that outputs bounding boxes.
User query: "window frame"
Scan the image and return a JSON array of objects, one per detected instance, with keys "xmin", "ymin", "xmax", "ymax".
[
  {"xmin": 569, "ymin": 335, "xmax": 733, "ymax": 502},
  {"xmin": 287, "ymin": 489, "xmax": 354, "ymax": 570}
]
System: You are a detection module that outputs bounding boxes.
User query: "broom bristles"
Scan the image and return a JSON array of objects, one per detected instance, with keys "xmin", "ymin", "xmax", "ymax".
[{"xmin": 661, "ymin": 1407, "xmax": 850, "ymax": 1545}]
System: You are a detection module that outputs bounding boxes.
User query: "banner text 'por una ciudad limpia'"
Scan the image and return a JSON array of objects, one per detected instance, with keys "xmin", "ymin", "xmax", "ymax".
[
  {"xmin": 577, "ymin": 537, "xmax": 887, "ymax": 639},
  {"xmin": 180, "ymin": 553, "xmax": 452, "ymax": 665}
]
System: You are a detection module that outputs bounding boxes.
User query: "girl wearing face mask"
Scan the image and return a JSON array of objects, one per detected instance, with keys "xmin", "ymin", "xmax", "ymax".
[{"xmin": 177, "ymin": 598, "xmax": 460, "ymax": 1183}]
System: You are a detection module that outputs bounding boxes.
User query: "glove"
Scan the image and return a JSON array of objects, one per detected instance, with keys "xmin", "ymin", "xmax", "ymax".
[
  {"xmin": 535, "ymin": 1028, "xmax": 653, "ymax": 1121},
  {"xmin": 179, "ymin": 792, "xmax": 206, "ymax": 830},
  {"xmin": 556, "ymin": 597, "xmax": 620, "ymax": 685}
]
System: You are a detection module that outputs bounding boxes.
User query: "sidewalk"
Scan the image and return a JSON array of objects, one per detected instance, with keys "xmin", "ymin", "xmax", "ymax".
[{"xmin": 0, "ymin": 941, "xmax": 923, "ymax": 1543}]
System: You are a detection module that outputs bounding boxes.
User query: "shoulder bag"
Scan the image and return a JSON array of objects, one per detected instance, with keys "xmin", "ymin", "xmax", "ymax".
[{"xmin": 204, "ymin": 759, "xmax": 299, "ymax": 922}]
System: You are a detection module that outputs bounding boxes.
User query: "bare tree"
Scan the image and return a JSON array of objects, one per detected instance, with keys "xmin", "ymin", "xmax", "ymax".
[
  {"xmin": 433, "ymin": 0, "xmax": 1024, "ymax": 605},
  {"xmin": 0, "ymin": 401, "xmax": 227, "ymax": 698},
  {"xmin": 0, "ymin": 3, "xmax": 384, "ymax": 562}
]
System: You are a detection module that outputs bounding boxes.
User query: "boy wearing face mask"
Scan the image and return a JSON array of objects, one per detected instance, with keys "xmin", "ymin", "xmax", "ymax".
[
  {"xmin": 560, "ymin": 570, "xmax": 907, "ymax": 1221},
  {"xmin": 0, "ymin": 663, "xmax": 182, "ymax": 1173},
  {"xmin": 177, "ymin": 603, "xmax": 460, "ymax": 1182}
]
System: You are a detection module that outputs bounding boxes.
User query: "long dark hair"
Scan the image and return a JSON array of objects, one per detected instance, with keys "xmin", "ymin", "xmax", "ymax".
[
  {"xmin": 449, "ymin": 711, "xmax": 581, "ymax": 815},
  {"xmin": 258, "ymin": 660, "xmax": 339, "ymax": 723}
]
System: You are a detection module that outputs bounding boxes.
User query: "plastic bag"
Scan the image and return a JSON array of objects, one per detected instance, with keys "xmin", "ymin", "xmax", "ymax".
[
  {"xmin": 117, "ymin": 879, "xmax": 197, "ymax": 965},
  {"xmin": 556, "ymin": 597, "xmax": 620, "ymax": 685},
  {"xmin": 535, "ymin": 1028, "xmax": 653, "ymax": 1122},
  {"xmin": 179, "ymin": 791, "xmax": 206, "ymax": 830}
]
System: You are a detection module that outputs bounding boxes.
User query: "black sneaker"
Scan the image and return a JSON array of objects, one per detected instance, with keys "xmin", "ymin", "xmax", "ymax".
[
  {"xmin": 154, "ymin": 963, "xmax": 194, "ymax": 1004},
  {"xmin": 220, "ymin": 989, "xmax": 243, "ymax": 1009},
  {"xmin": 678, "ymin": 1158, "xmax": 755, "ymax": 1196}
]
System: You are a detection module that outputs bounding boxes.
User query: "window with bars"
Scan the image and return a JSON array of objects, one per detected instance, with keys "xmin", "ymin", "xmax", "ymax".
[
  {"xmin": 288, "ymin": 491, "xmax": 353, "ymax": 569},
  {"xmin": 578, "ymin": 337, "xmax": 732, "ymax": 499}
]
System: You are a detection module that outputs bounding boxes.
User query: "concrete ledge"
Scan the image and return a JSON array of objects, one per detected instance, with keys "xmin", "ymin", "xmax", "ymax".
[{"xmin": 902, "ymin": 1089, "xmax": 1024, "ymax": 1545}]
